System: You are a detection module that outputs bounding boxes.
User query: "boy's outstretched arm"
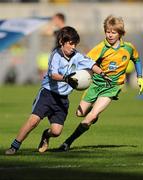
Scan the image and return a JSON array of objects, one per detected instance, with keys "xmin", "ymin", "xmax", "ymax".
[
  {"xmin": 51, "ymin": 73, "xmax": 64, "ymax": 81},
  {"xmin": 92, "ymin": 64, "xmax": 112, "ymax": 84},
  {"xmin": 91, "ymin": 63, "xmax": 102, "ymax": 75},
  {"xmin": 134, "ymin": 59, "xmax": 143, "ymax": 94},
  {"xmin": 51, "ymin": 73, "xmax": 78, "ymax": 89}
]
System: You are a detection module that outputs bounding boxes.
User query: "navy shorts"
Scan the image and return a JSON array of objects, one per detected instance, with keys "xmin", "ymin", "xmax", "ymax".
[{"xmin": 32, "ymin": 88, "xmax": 69, "ymax": 125}]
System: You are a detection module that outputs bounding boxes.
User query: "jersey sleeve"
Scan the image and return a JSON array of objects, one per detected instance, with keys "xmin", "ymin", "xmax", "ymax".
[
  {"xmin": 87, "ymin": 47, "xmax": 100, "ymax": 61},
  {"xmin": 76, "ymin": 53, "xmax": 96, "ymax": 70},
  {"xmin": 48, "ymin": 53, "xmax": 60, "ymax": 75},
  {"xmin": 130, "ymin": 43, "xmax": 139, "ymax": 62},
  {"xmin": 87, "ymin": 42, "xmax": 104, "ymax": 61},
  {"xmin": 134, "ymin": 59, "xmax": 142, "ymax": 77},
  {"xmin": 130, "ymin": 43, "xmax": 142, "ymax": 77}
]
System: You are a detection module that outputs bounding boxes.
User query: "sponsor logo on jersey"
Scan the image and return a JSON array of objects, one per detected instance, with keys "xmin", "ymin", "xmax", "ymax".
[
  {"xmin": 71, "ymin": 64, "xmax": 76, "ymax": 71},
  {"xmin": 122, "ymin": 55, "xmax": 127, "ymax": 61},
  {"xmin": 109, "ymin": 61, "xmax": 118, "ymax": 70}
]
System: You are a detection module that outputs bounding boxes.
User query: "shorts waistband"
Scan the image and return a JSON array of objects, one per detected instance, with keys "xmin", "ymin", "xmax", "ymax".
[{"xmin": 43, "ymin": 88, "xmax": 68, "ymax": 99}]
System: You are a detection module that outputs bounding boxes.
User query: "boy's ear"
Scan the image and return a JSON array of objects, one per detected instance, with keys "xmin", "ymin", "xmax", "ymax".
[{"xmin": 59, "ymin": 39, "xmax": 63, "ymax": 46}]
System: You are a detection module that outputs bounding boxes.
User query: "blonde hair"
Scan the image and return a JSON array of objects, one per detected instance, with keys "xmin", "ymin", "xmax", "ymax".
[{"xmin": 104, "ymin": 15, "xmax": 125, "ymax": 37}]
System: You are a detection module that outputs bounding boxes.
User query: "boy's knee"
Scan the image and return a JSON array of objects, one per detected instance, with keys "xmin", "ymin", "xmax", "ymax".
[
  {"xmin": 28, "ymin": 115, "xmax": 41, "ymax": 129},
  {"xmin": 28, "ymin": 119, "xmax": 40, "ymax": 129},
  {"xmin": 29, "ymin": 121, "xmax": 38, "ymax": 129},
  {"xmin": 50, "ymin": 129, "xmax": 62, "ymax": 137},
  {"xmin": 76, "ymin": 104, "xmax": 92, "ymax": 117},
  {"xmin": 76, "ymin": 108, "xmax": 86, "ymax": 117}
]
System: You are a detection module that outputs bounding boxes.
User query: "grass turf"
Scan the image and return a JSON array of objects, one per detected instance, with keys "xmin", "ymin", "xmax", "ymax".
[{"xmin": 0, "ymin": 85, "xmax": 143, "ymax": 180}]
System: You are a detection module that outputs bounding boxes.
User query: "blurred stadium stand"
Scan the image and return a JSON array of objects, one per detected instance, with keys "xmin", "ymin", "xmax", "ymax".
[
  {"xmin": 0, "ymin": 1, "xmax": 143, "ymax": 86},
  {"xmin": 0, "ymin": 0, "xmax": 143, "ymax": 2}
]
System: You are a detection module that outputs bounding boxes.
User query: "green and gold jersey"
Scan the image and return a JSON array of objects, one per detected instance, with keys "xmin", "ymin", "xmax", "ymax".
[{"xmin": 87, "ymin": 39, "xmax": 139, "ymax": 86}]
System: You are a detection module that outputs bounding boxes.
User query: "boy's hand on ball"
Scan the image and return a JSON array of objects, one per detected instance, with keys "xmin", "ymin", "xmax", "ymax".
[
  {"xmin": 100, "ymin": 72, "xmax": 112, "ymax": 86},
  {"xmin": 64, "ymin": 73, "xmax": 78, "ymax": 89}
]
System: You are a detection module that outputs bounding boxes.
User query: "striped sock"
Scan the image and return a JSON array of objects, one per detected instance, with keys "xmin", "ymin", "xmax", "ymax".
[{"xmin": 11, "ymin": 139, "xmax": 21, "ymax": 150}]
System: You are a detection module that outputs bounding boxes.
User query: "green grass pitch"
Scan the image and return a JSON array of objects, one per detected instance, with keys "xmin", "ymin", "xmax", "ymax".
[{"xmin": 0, "ymin": 85, "xmax": 143, "ymax": 180}]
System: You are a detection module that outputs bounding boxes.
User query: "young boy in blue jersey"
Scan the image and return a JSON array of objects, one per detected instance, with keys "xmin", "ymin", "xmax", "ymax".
[{"xmin": 5, "ymin": 26, "xmax": 111, "ymax": 155}]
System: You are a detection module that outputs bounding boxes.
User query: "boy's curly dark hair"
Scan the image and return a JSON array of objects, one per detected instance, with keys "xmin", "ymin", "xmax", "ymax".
[{"xmin": 57, "ymin": 26, "xmax": 80, "ymax": 47}]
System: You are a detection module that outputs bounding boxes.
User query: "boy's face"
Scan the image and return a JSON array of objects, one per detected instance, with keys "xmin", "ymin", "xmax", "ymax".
[
  {"xmin": 52, "ymin": 16, "xmax": 63, "ymax": 28},
  {"xmin": 105, "ymin": 28, "xmax": 120, "ymax": 45},
  {"xmin": 61, "ymin": 41, "xmax": 76, "ymax": 57}
]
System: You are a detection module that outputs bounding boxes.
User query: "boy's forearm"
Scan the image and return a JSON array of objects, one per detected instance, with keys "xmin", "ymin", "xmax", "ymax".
[
  {"xmin": 92, "ymin": 64, "xmax": 102, "ymax": 74},
  {"xmin": 51, "ymin": 73, "xmax": 64, "ymax": 81}
]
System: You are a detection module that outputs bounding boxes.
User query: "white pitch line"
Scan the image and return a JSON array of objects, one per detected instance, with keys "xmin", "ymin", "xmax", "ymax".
[
  {"xmin": 0, "ymin": 165, "xmax": 81, "ymax": 170},
  {"xmin": 1, "ymin": 163, "xmax": 143, "ymax": 170},
  {"xmin": 105, "ymin": 163, "xmax": 143, "ymax": 167}
]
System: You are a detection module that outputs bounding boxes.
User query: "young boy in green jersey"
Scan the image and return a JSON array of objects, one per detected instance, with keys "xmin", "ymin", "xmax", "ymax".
[{"xmin": 58, "ymin": 15, "xmax": 143, "ymax": 151}]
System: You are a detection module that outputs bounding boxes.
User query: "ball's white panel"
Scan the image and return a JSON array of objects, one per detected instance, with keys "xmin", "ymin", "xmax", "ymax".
[{"xmin": 72, "ymin": 70, "xmax": 93, "ymax": 90}]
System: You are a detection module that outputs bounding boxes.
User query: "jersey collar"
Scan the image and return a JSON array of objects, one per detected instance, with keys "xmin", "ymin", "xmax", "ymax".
[
  {"xmin": 104, "ymin": 38, "xmax": 125, "ymax": 48},
  {"xmin": 57, "ymin": 48, "xmax": 77, "ymax": 61}
]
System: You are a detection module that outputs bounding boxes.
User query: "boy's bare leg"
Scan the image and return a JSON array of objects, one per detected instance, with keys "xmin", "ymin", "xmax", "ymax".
[
  {"xmin": 76, "ymin": 100, "xmax": 92, "ymax": 117},
  {"xmin": 59, "ymin": 97, "xmax": 111, "ymax": 151},
  {"xmin": 16, "ymin": 114, "xmax": 41, "ymax": 142},
  {"xmin": 38, "ymin": 123, "xmax": 63, "ymax": 153},
  {"xmin": 82, "ymin": 97, "xmax": 111, "ymax": 125},
  {"xmin": 5, "ymin": 114, "xmax": 41, "ymax": 155}
]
